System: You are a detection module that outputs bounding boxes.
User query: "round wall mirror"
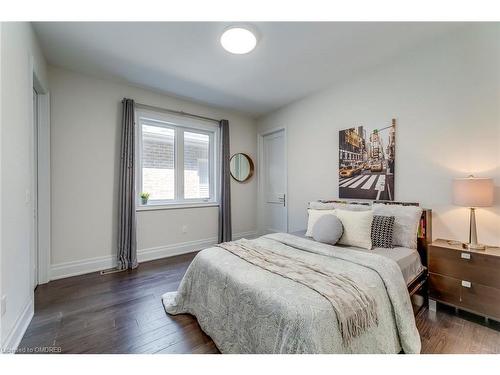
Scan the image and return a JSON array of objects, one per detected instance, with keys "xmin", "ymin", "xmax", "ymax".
[{"xmin": 230, "ymin": 153, "xmax": 254, "ymax": 182}]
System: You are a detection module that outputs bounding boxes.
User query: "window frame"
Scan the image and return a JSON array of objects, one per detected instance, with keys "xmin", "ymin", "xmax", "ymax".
[{"xmin": 135, "ymin": 109, "xmax": 220, "ymax": 210}]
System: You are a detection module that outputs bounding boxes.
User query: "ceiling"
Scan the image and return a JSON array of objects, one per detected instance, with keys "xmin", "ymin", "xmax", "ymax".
[{"xmin": 33, "ymin": 22, "xmax": 463, "ymax": 117}]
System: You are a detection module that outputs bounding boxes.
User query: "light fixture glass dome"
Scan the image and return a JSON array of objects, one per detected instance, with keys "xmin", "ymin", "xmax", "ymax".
[{"xmin": 220, "ymin": 27, "xmax": 257, "ymax": 54}]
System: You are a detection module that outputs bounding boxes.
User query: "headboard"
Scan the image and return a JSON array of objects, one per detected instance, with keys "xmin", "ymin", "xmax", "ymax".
[{"xmin": 314, "ymin": 199, "xmax": 432, "ymax": 268}]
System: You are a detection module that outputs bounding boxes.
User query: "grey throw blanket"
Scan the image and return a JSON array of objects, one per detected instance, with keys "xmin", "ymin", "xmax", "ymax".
[{"xmin": 217, "ymin": 239, "xmax": 378, "ymax": 345}]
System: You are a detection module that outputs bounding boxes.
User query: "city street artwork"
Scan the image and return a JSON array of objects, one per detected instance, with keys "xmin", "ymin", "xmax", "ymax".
[{"xmin": 338, "ymin": 119, "xmax": 396, "ymax": 200}]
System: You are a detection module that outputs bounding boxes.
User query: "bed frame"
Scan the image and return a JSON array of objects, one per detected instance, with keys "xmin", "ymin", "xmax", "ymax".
[
  {"xmin": 316, "ymin": 199, "xmax": 432, "ymax": 314},
  {"xmin": 374, "ymin": 201, "xmax": 431, "ymax": 315}
]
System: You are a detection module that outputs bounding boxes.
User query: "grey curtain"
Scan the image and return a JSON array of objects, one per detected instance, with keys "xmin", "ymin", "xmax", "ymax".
[
  {"xmin": 218, "ymin": 119, "xmax": 232, "ymax": 243},
  {"xmin": 117, "ymin": 98, "xmax": 138, "ymax": 270}
]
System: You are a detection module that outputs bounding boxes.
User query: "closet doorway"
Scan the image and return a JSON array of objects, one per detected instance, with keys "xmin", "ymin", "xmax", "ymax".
[
  {"xmin": 258, "ymin": 128, "xmax": 288, "ymax": 234},
  {"xmin": 31, "ymin": 70, "xmax": 50, "ymax": 286}
]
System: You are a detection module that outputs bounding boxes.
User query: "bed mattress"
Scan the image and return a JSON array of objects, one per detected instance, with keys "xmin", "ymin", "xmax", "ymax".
[{"xmin": 290, "ymin": 231, "xmax": 424, "ymax": 285}]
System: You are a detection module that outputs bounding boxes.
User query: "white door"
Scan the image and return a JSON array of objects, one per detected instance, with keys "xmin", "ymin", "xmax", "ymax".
[
  {"xmin": 32, "ymin": 88, "xmax": 39, "ymax": 289},
  {"xmin": 261, "ymin": 129, "xmax": 287, "ymax": 233}
]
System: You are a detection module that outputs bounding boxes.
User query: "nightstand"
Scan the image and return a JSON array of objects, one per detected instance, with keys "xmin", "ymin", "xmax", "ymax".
[{"xmin": 428, "ymin": 239, "xmax": 500, "ymax": 322}]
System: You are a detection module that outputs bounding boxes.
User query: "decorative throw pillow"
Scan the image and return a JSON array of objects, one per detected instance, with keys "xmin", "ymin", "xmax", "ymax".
[
  {"xmin": 371, "ymin": 215, "xmax": 395, "ymax": 248},
  {"xmin": 305, "ymin": 209, "xmax": 336, "ymax": 237},
  {"xmin": 335, "ymin": 209, "xmax": 373, "ymax": 250},
  {"xmin": 372, "ymin": 204, "xmax": 423, "ymax": 249},
  {"xmin": 312, "ymin": 214, "xmax": 343, "ymax": 245}
]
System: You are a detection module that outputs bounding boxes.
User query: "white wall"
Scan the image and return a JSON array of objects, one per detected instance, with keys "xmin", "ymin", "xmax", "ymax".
[
  {"xmin": 49, "ymin": 66, "xmax": 257, "ymax": 276},
  {"xmin": 0, "ymin": 21, "xmax": 3, "ymax": 347},
  {"xmin": 258, "ymin": 24, "xmax": 500, "ymax": 246},
  {"xmin": 1, "ymin": 22, "xmax": 48, "ymax": 350}
]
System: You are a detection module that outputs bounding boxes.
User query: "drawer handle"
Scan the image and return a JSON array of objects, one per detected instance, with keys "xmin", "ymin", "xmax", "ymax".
[
  {"xmin": 461, "ymin": 280, "xmax": 471, "ymax": 288},
  {"xmin": 461, "ymin": 252, "xmax": 471, "ymax": 260}
]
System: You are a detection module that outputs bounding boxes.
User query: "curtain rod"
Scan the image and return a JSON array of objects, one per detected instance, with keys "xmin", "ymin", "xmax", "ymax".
[{"xmin": 135, "ymin": 102, "xmax": 221, "ymax": 124}]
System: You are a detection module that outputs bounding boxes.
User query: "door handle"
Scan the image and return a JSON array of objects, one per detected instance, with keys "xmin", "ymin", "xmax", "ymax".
[{"xmin": 277, "ymin": 194, "xmax": 286, "ymax": 206}]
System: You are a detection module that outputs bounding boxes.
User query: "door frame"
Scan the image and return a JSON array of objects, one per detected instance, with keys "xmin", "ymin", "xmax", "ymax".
[
  {"xmin": 30, "ymin": 59, "xmax": 50, "ymax": 286},
  {"xmin": 257, "ymin": 126, "xmax": 288, "ymax": 235},
  {"xmin": 32, "ymin": 86, "xmax": 39, "ymax": 289}
]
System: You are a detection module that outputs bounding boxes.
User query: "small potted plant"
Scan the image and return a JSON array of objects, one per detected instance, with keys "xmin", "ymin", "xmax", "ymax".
[{"xmin": 140, "ymin": 192, "xmax": 150, "ymax": 205}]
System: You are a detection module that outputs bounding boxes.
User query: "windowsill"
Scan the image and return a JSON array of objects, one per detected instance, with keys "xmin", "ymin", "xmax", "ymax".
[{"xmin": 136, "ymin": 202, "xmax": 219, "ymax": 212}]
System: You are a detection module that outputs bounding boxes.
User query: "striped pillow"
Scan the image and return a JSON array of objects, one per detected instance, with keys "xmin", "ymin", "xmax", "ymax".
[{"xmin": 371, "ymin": 215, "xmax": 395, "ymax": 248}]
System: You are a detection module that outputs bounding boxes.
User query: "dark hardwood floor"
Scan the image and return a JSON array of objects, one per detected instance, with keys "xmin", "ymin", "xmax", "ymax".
[{"xmin": 18, "ymin": 252, "xmax": 500, "ymax": 354}]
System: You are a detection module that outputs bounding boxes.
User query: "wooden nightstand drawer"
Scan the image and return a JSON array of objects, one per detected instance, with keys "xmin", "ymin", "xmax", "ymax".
[
  {"xmin": 429, "ymin": 273, "xmax": 461, "ymax": 305},
  {"xmin": 429, "ymin": 273, "xmax": 500, "ymax": 320},
  {"xmin": 429, "ymin": 245, "xmax": 500, "ymax": 288}
]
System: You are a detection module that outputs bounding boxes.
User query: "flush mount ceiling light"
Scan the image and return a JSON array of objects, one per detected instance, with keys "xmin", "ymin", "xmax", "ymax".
[{"xmin": 220, "ymin": 27, "xmax": 257, "ymax": 54}]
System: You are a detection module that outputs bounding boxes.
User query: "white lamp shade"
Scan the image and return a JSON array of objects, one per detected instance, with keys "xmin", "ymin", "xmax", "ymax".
[{"xmin": 453, "ymin": 177, "xmax": 494, "ymax": 207}]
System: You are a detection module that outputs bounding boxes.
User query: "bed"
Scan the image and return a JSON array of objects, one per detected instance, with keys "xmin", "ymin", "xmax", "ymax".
[
  {"xmin": 162, "ymin": 201, "xmax": 432, "ymax": 354},
  {"xmin": 304, "ymin": 200, "xmax": 432, "ymax": 304},
  {"xmin": 291, "ymin": 230, "xmax": 425, "ymax": 285}
]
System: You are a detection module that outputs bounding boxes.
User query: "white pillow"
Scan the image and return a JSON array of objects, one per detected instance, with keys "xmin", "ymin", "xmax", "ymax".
[
  {"xmin": 305, "ymin": 209, "xmax": 336, "ymax": 237},
  {"xmin": 372, "ymin": 204, "xmax": 423, "ymax": 249},
  {"xmin": 335, "ymin": 209, "xmax": 373, "ymax": 250}
]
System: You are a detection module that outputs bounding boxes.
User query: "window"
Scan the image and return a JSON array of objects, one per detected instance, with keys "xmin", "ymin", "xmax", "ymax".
[{"xmin": 136, "ymin": 110, "xmax": 219, "ymax": 208}]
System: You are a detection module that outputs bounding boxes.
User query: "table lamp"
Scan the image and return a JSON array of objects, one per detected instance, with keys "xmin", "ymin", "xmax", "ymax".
[{"xmin": 453, "ymin": 175, "xmax": 494, "ymax": 250}]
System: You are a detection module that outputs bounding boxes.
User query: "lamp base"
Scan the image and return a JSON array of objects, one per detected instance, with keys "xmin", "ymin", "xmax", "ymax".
[
  {"xmin": 466, "ymin": 242, "xmax": 487, "ymax": 251},
  {"xmin": 466, "ymin": 208, "xmax": 486, "ymax": 251}
]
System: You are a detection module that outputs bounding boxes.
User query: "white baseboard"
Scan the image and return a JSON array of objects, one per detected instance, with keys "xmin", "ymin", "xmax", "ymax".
[
  {"xmin": 137, "ymin": 236, "xmax": 218, "ymax": 263},
  {"xmin": 50, "ymin": 254, "xmax": 115, "ymax": 281},
  {"xmin": 232, "ymin": 230, "xmax": 259, "ymax": 240},
  {"xmin": 1, "ymin": 298, "xmax": 34, "ymax": 354},
  {"xmin": 49, "ymin": 231, "xmax": 258, "ymax": 281}
]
